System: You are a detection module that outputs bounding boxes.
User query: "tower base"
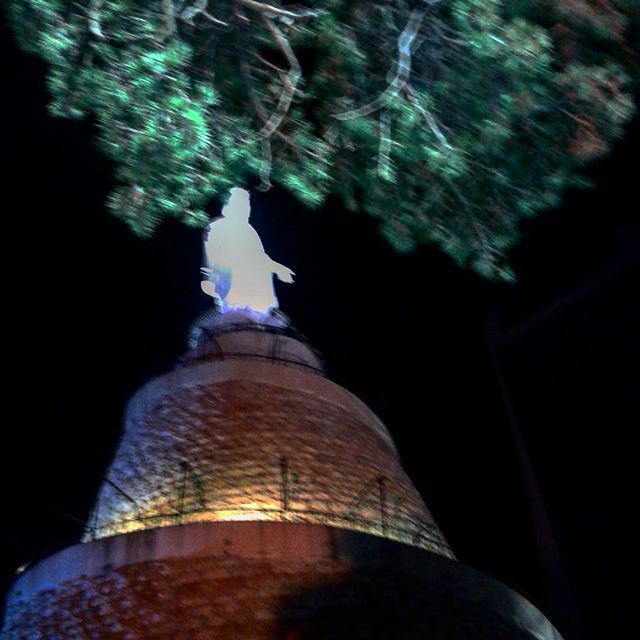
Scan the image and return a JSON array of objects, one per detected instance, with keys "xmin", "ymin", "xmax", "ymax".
[{"xmin": 4, "ymin": 521, "xmax": 562, "ymax": 639}]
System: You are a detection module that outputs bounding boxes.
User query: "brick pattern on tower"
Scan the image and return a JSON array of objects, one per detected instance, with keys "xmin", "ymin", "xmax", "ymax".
[
  {"xmin": 87, "ymin": 377, "xmax": 451, "ymax": 557},
  {"xmin": 4, "ymin": 522, "xmax": 561, "ymax": 640}
]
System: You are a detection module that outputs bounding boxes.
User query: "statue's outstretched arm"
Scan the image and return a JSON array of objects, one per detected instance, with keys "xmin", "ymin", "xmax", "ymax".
[{"xmin": 270, "ymin": 258, "xmax": 295, "ymax": 283}]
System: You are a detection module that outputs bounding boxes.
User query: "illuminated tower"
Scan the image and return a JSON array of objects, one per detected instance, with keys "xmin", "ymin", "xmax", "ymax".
[{"xmin": 3, "ymin": 308, "xmax": 563, "ymax": 638}]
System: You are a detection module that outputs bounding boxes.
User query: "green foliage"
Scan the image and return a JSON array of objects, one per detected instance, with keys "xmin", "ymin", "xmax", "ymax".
[{"xmin": 9, "ymin": 0, "xmax": 639, "ymax": 279}]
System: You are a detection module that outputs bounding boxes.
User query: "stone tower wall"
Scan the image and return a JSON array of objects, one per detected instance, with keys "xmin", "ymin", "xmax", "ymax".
[
  {"xmin": 4, "ymin": 522, "xmax": 563, "ymax": 640},
  {"xmin": 2, "ymin": 314, "xmax": 565, "ymax": 640},
  {"xmin": 87, "ymin": 357, "xmax": 452, "ymax": 558}
]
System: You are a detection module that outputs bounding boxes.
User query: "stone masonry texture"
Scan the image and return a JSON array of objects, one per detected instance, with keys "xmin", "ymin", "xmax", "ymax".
[
  {"xmin": 3, "ymin": 538, "xmax": 547, "ymax": 640},
  {"xmin": 2, "ymin": 312, "xmax": 564, "ymax": 640},
  {"xmin": 87, "ymin": 379, "xmax": 451, "ymax": 557}
]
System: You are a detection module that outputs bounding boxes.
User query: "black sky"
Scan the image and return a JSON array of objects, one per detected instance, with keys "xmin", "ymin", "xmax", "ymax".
[{"xmin": 1, "ymin": 15, "xmax": 638, "ymax": 640}]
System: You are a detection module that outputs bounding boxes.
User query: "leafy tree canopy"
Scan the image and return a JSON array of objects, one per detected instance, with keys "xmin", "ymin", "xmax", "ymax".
[{"xmin": 9, "ymin": 0, "xmax": 639, "ymax": 279}]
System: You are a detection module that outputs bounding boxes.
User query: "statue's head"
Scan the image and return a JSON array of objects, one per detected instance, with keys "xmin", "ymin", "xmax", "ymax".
[{"xmin": 222, "ymin": 187, "xmax": 251, "ymax": 222}]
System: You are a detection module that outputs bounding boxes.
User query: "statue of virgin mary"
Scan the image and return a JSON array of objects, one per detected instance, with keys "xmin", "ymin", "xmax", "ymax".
[{"xmin": 201, "ymin": 188, "xmax": 294, "ymax": 314}]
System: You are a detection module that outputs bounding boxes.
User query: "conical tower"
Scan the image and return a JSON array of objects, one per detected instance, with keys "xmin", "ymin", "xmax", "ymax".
[{"xmin": 2, "ymin": 309, "xmax": 564, "ymax": 639}]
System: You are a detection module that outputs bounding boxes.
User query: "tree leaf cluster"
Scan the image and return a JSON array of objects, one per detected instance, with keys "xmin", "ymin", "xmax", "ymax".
[{"xmin": 9, "ymin": 0, "xmax": 639, "ymax": 278}]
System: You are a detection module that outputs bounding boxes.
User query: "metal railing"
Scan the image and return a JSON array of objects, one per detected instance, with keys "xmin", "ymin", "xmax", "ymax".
[{"xmin": 85, "ymin": 462, "xmax": 453, "ymax": 558}]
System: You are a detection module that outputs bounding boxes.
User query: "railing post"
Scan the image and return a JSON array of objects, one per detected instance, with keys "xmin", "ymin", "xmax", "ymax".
[
  {"xmin": 378, "ymin": 476, "xmax": 387, "ymax": 534},
  {"xmin": 280, "ymin": 456, "xmax": 289, "ymax": 514}
]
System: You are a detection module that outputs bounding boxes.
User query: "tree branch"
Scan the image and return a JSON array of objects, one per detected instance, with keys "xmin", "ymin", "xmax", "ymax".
[
  {"xmin": 181, "ymin": 0, "xmax": 207, "ymax": 22},
  {"xmin": 259, "ymin": 136, "xmax": 273, "ymax": 190},
  {"xmin": 162, "ymin": 0, "xmax": 177, "ymax": 36},
  {"xmin": 201, "ymin": 11, "xmax": 230, "ymax": 26},
  {"xmin": 441, "ymin": 172, "xmax": 492, "ymax": 258},
  {"xmin": 88, "ymin": 0, "xmax": 105, "ymax": 38},
  {"xmin": 235, "ymin": 0, "xmax": 324, "ymax": 21},
  {"xmin": 242, "ymin": 60, "xmax": 273, "ymax": 120},
  {"xmin": 333, "ymin": 7, "xmax": 426, "ymax": 120},
  {"xmin": 250, "ymin": 16, "xmax": 302, "ymax": 140},
  {"xmin": 403, "ymin": 84, "xmax": 449, "ymax": 148},
  {"xmin": 180, "ymin": 0, "xmax": 228, "ymax": 26},
  {"xmin": 241, "ymin": 59, "xmax": 324, "ymax": 162},
  {"xmin": 377, "ymin": 109, "xmax": 393, "ymax": 180},
  {"xmin": 254, "ymin": 53, "xmax": 287, "ymax": 81}
]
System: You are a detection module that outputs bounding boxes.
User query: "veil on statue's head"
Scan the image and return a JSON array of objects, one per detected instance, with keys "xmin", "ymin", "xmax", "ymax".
[{"xmin": 222, "ymin": 187, "xmax": 251, "ymax": 222}]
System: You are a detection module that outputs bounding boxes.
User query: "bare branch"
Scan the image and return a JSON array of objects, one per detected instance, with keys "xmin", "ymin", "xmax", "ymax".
[
  {"xmin": 181, "ymin": 0, "xmax": 207, "ymax": 22},
  {"xmin": 377, "ymin": 109, "xmax": 393, "ymax": 180},
  {"xmin": 333, "ymin": 7, "xmax": 426, "ymax": 120},
  {"xmin": 254, "ymin": 54, "xmax": 287, "ymax": 81},
  {"xmin": 235, "ymin": 0, "xmax": 324, "ymax": 21},
  {"xmin": 440, "ymin": 169, "xmax": 492, "ymax": 257},
  {"xmin": 201, "ymin": 12, "xmax": 229, "ymax": 26},
  {"xmin": 174, "ymin": 2, "xmax": 322, "ymax": 144},
  {"xmin": 378, "ymin": 4, "xmax": 399, "ymax": 32},
  {"xmin": 181, "ymin": 0, "xmax": 228, "ymax": 26},
  {"xmin": 242, "ymin": 61, "xmax": 270, "ymax": 115},
  {"xmin": 234, "ymin": 2, "xmax": 251, "ymax": 23},
  {"xmin": 259, "ymin": 137, "xmax": 273, "ymax": 190},
  {"xmin": 88, "ymin": 0, "xmax": 105, "ymax": 38},
  {"xmin": 162, "ymin": 0, "xmax": 177, "ymax": 36},
  {"xmin": 251, "ymin": 16, "xmax": 302, "ymax": 140},
  {"xmin": 241, "ymin": 59, "xmax": 324, "ymax": 161},
  {"xmin": 403, "ymin": 84, "xmax": 449, "ymax": 148}
]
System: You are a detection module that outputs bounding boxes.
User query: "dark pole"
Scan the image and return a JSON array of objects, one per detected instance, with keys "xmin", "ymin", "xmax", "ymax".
[{"xmin": 486, "ymin": 315, "xmax": 584, "ymax": 639}]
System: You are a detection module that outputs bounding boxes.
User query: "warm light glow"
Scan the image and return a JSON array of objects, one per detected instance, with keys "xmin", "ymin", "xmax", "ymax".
[
  {"xmin": 215, "ymin": 510, "xmax": 273, "ymax": 522},
  {"xmin": 214, "ymin": 500, "xmax": 278, "ymax": 522}
]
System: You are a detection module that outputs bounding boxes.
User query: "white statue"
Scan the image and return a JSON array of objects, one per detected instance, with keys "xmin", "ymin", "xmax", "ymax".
[{"xmin": 201, "ymin": 188, "xmax": 294, "ymax": 314}]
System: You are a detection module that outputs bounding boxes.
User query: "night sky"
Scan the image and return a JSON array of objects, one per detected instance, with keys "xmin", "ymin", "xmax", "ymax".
[{"xmin": 1, "ymin": 15, "xmax": 638, "ymax": 640}]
